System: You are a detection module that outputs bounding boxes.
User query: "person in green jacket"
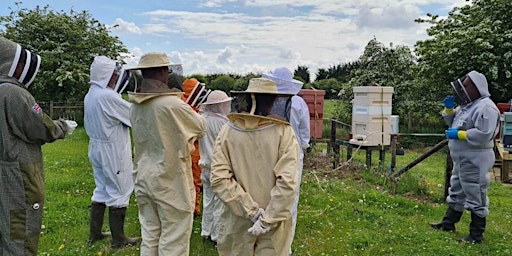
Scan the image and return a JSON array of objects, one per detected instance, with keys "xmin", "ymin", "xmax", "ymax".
[{"xmin": 0, "ymin": 37, "xmax": 75, "ymax": 255}]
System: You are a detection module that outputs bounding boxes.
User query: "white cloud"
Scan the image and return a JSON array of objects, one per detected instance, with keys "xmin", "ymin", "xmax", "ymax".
[
  {"xmin": 117, "ymin": 0, "xmax": 468, "ymax": 75},
  {"xmin": 217, "ymin": 47, "xmax": 234, "ymax": 64},
  {"xmin": 111, "ymin": 18, "xmax": 142, "ymax": 34}
]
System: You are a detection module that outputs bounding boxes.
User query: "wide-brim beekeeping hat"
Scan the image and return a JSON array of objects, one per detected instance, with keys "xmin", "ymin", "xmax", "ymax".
[
  {"xmin": 126, "ymin": 52, "xmax": 171, "ymax": 70},
  {"xmin": 262, "ymin": 67, "xmax": 303, "ymax": 95}
]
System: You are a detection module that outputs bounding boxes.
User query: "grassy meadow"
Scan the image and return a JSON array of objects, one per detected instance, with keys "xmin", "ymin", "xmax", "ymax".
[{"xmin": 36, "ymin": 99, "xmax": 512, "ymax": 255}]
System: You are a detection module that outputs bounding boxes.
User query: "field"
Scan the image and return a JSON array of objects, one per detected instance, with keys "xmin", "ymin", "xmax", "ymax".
[{"xmin": 36, "ymin": 99, "xmax": 512, "ymax": 255}]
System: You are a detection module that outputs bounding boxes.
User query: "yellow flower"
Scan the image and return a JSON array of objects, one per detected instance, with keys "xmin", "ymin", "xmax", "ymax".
[
  {"xmin": 58, "ymin": 244, "xmax": 65, "ymax": 250},
  {"xmin": 98, "ymin": 252, "xmax": 103, "ymax": 256}
]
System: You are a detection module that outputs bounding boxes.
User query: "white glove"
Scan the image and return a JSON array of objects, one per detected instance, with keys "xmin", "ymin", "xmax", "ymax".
[
  {"xmin": 248, "ymin": 219, "xmax": 271, "ymax": 236},
  {"xmin": 64, "ymin": 120, "xmax": 78, "ymax": 135},
  {"xmin": 251, "ymin": 208, "xmax": 265, "ymax": 223}
]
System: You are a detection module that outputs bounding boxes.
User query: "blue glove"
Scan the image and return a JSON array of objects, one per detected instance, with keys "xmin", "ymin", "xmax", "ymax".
[
  {"xmin": 445, "ymin": 128, "xmax": 459, "ymax": 139},
  {"xmin": 443, "ymin": 95, "xmax": 456, "ymax": 109}
]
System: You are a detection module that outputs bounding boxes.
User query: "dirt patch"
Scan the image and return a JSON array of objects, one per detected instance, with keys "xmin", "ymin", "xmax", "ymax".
[{"xmin": 304, "ymin": 152, "xmax": 365, "ymax": 180}]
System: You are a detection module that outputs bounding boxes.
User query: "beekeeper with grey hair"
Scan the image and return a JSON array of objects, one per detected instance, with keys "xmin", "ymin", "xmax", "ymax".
[
  {"xmin": 0, "ymin": 37, "xmax": 74, "ymax": 255},
  {"xmin": 84, "ymin": 56, "xmax": 140, "ymax": 248},
  {"xmin": 430, "ymin": 70, "xmax": 499, "ymax": 244},
  {"xmin": 211, "ymin": 78, "xmax": 300, "ymax": 255},
  {"xmin": 263, "ymin": 67, "xmax": 310, "ymax": 255}
]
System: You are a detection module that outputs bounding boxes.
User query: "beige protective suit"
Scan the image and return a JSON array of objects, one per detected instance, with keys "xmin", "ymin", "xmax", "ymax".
[
  {"xmin": 129, "ymin": 78, "xmax": 206, "ymax": 256},
  {"xmin": 211, "ymin": 113, "xmax": 300, "ymax": 256}
]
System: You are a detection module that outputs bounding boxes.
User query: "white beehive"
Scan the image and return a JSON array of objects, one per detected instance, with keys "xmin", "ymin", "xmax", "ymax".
[{"xmin": 350, "ymin": 86, "xmax": 394, "ymax": 146}]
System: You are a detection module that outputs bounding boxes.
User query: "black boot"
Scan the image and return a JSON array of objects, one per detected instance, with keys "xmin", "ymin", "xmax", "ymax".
[
  {"xmin": 109, "ymin": 207, "xmax": 141, "ymax": 248},
  {"xmin": 88, "ymin": 202, "xmax": 111, "ymax": 244},
  {"xmin": 429, "ymin": 207, "xmax": 463, "ymax": 232},
  {"xmin": 461, "ymin": 212, "xmax": 486, "ymax": 244}
]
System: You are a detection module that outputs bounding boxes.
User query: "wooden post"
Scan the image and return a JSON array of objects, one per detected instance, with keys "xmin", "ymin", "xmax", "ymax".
[
  {"xmin": 331, "ymin": 119, "xmax": 339, "ymax": 168},
  {"xmin": 444, "ymin": 151, "xmax": 452, "ymax": 198},
  {"xmin": 49, "ymin": 100, "xmax": 54, "ymax": 118},
  {"xmin": 389, "ymin": 134, "xmax": 397, "ymax": 174}
]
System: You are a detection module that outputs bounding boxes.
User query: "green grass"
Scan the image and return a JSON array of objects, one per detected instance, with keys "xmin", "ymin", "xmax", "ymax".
[{"xmin": 39, "ymin": 128, "xmax": 512, "ymax": 255}]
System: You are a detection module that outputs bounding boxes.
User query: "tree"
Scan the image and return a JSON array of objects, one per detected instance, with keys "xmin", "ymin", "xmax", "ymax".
[
  {"xmin": 208, "ymin": 74, "xmax": 236, "ymax": 93},
  {"xmin": 315, "ymin": 62, "xmax": 360, "ymax": 82},
  {"xmin": 315, "ymin": 68, "xmax": 329, "ymax": 81},
  {"xmin": 415, "ymin": 0, "xmax": 512, "ymax": 103},
  {"xmin": 332, "ymin": 38, "xmax": 440, "ymax": 131},
  {"xmin": 0, "ymin": 4, "xmax": 128, "ymax": 102},
  {"xmin": 294, "ymin": 65, "xmax": 310, "ymax": 83}
]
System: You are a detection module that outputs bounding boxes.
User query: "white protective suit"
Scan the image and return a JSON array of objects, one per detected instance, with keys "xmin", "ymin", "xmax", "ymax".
[
  {"xmin": 129, "ymin": 78, "xmax": 206, "ymax": 256},
  {"xmin": 443, "ymin": 71, "xmax": 500, "ymax": 218},
  {"xmin": 288, "ymin": 95, "xmax": 310, "ymax": 250},
  {"xmin": 211, "ymin": 112, "xmax": 300, "ymax": 256},
  {"xmin": 84, "ymin": 56, "xmax": 133, "ymax": 207},
  {"xmin": 198, "ymin": 108, "xmax": 229, "ymax": 242}
]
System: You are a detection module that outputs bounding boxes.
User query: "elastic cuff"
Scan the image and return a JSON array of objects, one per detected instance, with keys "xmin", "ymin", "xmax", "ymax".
[
  {"xmin": 457, "ymin": 131, "xmax": 467, "ymax": 140},
  {"xmin": 444, "ymin": 108, "xmax": 454, "ymax": 115}
]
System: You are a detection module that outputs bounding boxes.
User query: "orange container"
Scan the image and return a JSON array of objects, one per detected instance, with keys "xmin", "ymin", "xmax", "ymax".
[{"xmin": 298, "ymin": 89, "xmax": 326, "ymax": 138}]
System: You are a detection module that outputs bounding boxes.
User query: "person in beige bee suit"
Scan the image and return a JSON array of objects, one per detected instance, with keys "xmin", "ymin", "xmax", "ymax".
[
  {"xmin": 0, "ymin": 37, "xmax": 75, "ymax": 255},
  {"xmin": 262, "ymin": 67, "xmax": 310, "ymax": 255},
  {"xmin": 211, "ymin": 78, "xmax": 300, "ymax": 255},
  {"xmin": 127, "ymin": 52, "xmax": 206, "ymax": 255}
]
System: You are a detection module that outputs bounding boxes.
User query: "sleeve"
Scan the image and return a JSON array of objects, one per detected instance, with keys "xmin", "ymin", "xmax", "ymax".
[
  {"xmin": 261, "ymin": 126, "xmax": 300, "ymax": 226},
  {"xmin": 8, "ymin": 90, "xmax": 67, "ymax": 144},
  {"xmin": 210, "ymin": 126, "xmax": 261, "ymax": 220},
  {"xmin": 104, "ymin": 94, "xmax": 132, "ymax": 127},
  {"xmin": 295, "ymin": 97, "xmax": 310, "ymax": 149},
  {"xmin": 466, "ymin": 105, "xmax": 500, "ymax": 146},
  {"xmin": 180, "ymin": 103, "xmax": 206, "ymax": 141},
  {"xmin": 442, "ymin": 107, "xmax": 457, "ymax": 127}
]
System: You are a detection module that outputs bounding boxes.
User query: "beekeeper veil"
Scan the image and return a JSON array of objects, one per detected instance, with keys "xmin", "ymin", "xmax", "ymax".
[
  {"xmin": 0, "ymin": 37, "xmax": 41, "ymax": 88},
  {"xmin": 231, "ymin": 78, "xmax": 293, "ymax": 122},
  {"xmin": 113, "ymin": 68, "xmax": 132, "ymax": 94},
  {"xmin": 450, "ymin": 70, "xmax": 489, "ymax": 106}
]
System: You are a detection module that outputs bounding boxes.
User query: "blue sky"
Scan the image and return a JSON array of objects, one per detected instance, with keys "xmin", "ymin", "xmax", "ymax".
[{"xmin": 1, "ymin": 0, "xmax": 467, "ymax": 78}]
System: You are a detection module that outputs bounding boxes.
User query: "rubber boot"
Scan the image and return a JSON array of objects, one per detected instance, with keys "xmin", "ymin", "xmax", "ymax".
[
  {"xmin": 109, "ymin": 207, "xmax": 141, "ymax": 248},
  {"xmin": 429, "ymin": 207, "xmax": 463, "ymax": 232},
  {"xmin": 88, "ymin": 202, "xmax": 111, "ymax": 244},
  {"xmin": 461, "ymin": 212, "xmax": 486, "ymax": 244}
]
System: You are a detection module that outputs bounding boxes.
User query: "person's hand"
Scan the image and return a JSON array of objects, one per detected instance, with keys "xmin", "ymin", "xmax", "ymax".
[
  {"xmin": 64, "ymin": 120, "xmax": 78, "ymax": 135},
  {"xmin": 248, "ymin": 219, "xmax": 271, "ymax": 236},
  {"xmin": 445, "ymin": 128, "xmax": 458, "ymax": 139},
  {"xmin": 443, "ymin": 95, "xmax": 456, "ymax": 109},
  {"xmin": 251, "ymin": 208, "xmax": 265, "ymax": 223}
]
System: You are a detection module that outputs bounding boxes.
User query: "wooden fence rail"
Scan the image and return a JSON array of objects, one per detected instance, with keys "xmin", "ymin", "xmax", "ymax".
[{"xmin": 39, "ymin": 101, "xmax": 84, "ymax": 123}]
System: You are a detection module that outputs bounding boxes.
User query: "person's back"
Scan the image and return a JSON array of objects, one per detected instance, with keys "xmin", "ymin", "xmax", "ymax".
[
  {"xmin": 84, "ymin": 86, "xmax": 131, "ymax": 141},
  {"xmin": 0, "ymin": 37, "xmax": 71, "ymax": 255},
  {"xmin": 263, "ymin": 67, "xmax": 310, "ymax": 254},
  {"xmin": 83, "ymin": 56, "xmax": 139, "ymax": 248},
  {"xmin": 127, "ymin": 52, "xmax": 206, "ymax": 255},
  {"xmin": 211, "ymin": 78, "xmax": 300, "ymax": 256}
]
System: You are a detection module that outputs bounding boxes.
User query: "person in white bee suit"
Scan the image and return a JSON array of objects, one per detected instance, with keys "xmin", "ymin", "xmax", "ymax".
[
  {"xmin": 197, "ymin": 90, "xmax": 232, "ymax": 245},
  {"xmin": 263, "ymin": 67, "xmax": 310, "ymax": 254},
  {"xmin": 127, "ymin": 52, "xmax": 206, "ymax": 255},
  {"xmin": 84, "ymin": 56, "xmax": 140, "ymax": 248},
  {"xmin": 430, "ymin": 70, "xmax": 499, "ymax": 244},
  {"xmin": 211, "ymin": 78, "xmax": 300, "ymax": 255}
]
